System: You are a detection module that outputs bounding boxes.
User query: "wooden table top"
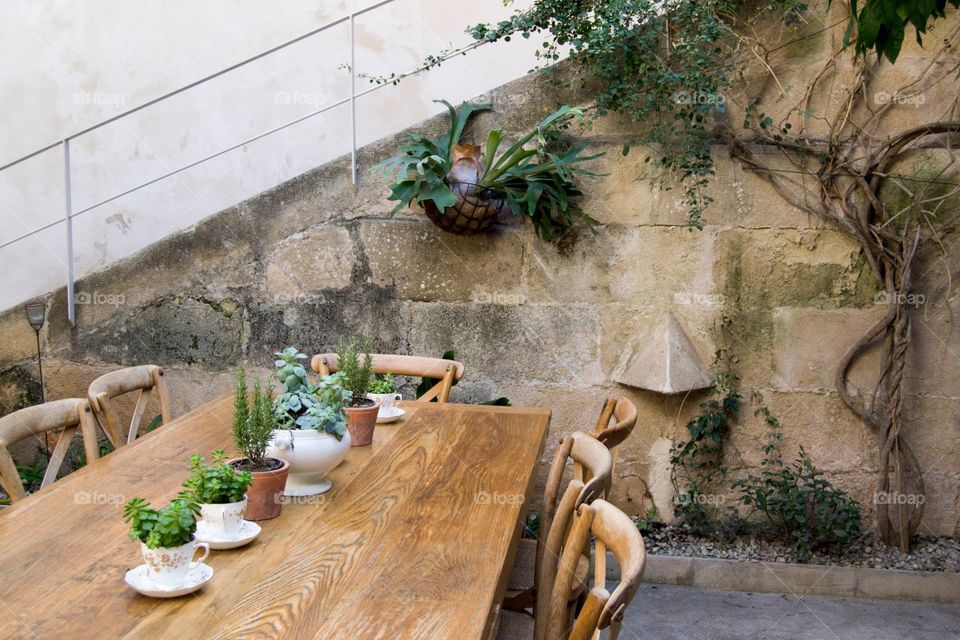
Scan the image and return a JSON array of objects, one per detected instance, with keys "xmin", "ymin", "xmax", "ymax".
[{"xmin": 0, "ymin": 396, "xmax": 550, "ymax": 639}]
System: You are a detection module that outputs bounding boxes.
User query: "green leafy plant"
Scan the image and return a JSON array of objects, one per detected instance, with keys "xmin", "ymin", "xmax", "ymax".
[
  {"xmin": 838, "ymin": 0, "xmax": 959, "ymax": 62},
  {"xmin": 181, "ymin": 449, "xmax": 253, "ymax": 505},
  {"xmin": 378, "ymin": 100, "xmax": 603, "ymax": 240},
  {"xmin": 336, "ymin": 336, "xmax": 374, "ymax": 406},
  {"xmin": 271, "ymin": 346, "xmax": 350, "ymax": 439},
  {"xmin": 670, "ymin": 354, "xmax": 742, "ymax": 532},
  {"xmin": 232, "ymin": 366, "xmax": 277, "ymax": 468},
  {"xmin": 733, "ymin": 405, "xmax": 862, "ymax": 556},
  {"xmin": 16, "ymin": 456, "xmax": 48, "ymax": 492},
  {"xmin": 123, "ymin": 497, "xmax": 201, "ymax": 550},
  {"xmin": 370, "ymin": 374, "xmax": 396, "ymax": 394},
  {"xmin": 635, "ymin": 505, "xmax": 661, "ymax": 534}
]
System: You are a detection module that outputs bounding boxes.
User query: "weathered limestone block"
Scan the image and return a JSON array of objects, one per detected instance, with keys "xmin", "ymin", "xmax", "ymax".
[
  {"xmin": 265, "ymin": 225, "xmax": 356, "ymax": 299},
  {"xmin": 0, "ymin": 307, "xmax": 42, "ymax": 364},
  {"xmin": 405, "ymin": 303, "xmax": 603, "ymax": 387},
  {"xmin": 727, "ymin": 391, "xmax": 868, "ymax": 475},
  {"xmin": 72, "ymin": 297, "xmax": 244, "ymax": 367},
  {"xmin": 246, "ymin": 288, "xmax": 408, "ymax": 358},
  {"xmin": 524, "ymin": 226, "xmax": 615, "ymax": 304},
  {"xmin": 610, "ymin": 226, "xmax": 719, "ymax": 306},
  {"xmin": 54, "ymin": 205, "xmax": 259, "ymax": 334},
  {"xmin": 771, "ymin": 306, "xmax": 889, "ymax": 391},
  {"xmin": 577, "ymin": 142, "xmax": 658, "ymax": 226},
  {"xmin": 905, "ymin": 296, "xmax": 960, "ymax": 398},
  {"xmin": 360, "ymin": 220, "xmax": 525, "ymax": 303}
]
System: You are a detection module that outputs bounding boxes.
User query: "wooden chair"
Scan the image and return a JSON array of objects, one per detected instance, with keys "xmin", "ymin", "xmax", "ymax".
[
  {"xmin": 587, "ymin": 397, "xmax": 637, "ymax": 474},
  {"xmin": 498, "ymin": 499, "xmax": 646, "ymax": 640},
  {"xmin": 503, "ymin": 431, "xmax": 612, "ymax": 612},
  {"xmin": 0, "ymin": 399, "xmax": 101, "ymax": 503},
  {"xmin": 87, "ymin": 365, "xmax": 172, "ymax": 448},
  {"xmin": 311, "ymin": 354, "xmax": 465, "ymax": 403}
]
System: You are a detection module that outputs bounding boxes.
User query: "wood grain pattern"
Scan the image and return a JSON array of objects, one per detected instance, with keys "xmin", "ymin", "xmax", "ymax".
[{"xmin": 0, "ymin": 397, "xmax": 549, "ymax": 640}]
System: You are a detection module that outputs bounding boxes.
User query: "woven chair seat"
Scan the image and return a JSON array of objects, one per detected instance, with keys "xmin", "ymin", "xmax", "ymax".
[
  {"xmin": 506, "ymin": 538, "xmax": 589, "ymax": 596},
  {"xmin": 495, "ymin": 609, "xmax": 534, "ymax": 640}
]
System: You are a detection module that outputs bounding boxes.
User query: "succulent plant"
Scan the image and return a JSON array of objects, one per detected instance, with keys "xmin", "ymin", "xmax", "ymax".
[{"xmin": 272, "ymin": 346, "xmax": 350, "ymax": 440}]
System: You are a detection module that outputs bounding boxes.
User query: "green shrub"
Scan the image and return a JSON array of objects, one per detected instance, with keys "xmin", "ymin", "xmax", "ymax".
[{"xmin": 733, "ymin": 407, "xmax": 861, "ymax": 556}]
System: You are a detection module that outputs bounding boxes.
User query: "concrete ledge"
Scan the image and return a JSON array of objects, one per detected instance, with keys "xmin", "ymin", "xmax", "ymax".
[{"xmin": 637, "ymin": 554, "xmax": 960, "ymax": 603}]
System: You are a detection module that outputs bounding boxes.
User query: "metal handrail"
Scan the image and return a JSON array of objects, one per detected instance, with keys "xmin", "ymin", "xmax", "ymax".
[
  {"xmin": 0, "ymin": 0, "xmax": 394, "ymax": 172},
  {"xmin": 0, "ymin": 0, "xmax": 463, "ymax": 325}
]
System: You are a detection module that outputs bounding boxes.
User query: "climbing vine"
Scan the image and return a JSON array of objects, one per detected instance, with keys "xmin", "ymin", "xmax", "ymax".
[
  {"xmin": 376, "ymin": 0, "xmax": 960, "ymax": 551},
  {"xmin": 669, "ymin": 353, "xmax": 741, "ymax": 532}
]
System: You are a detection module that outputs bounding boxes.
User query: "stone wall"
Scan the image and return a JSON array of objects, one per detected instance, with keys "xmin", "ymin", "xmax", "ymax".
[{"xmin": 2, "ymin": 12, "xmax": 958, "ymax": 536}]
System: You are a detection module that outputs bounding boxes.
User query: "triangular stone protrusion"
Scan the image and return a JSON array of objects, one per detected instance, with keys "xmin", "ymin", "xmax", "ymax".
[{"xmin": 613, "ymin": 310, "xmax": 712, "ymax": 394}]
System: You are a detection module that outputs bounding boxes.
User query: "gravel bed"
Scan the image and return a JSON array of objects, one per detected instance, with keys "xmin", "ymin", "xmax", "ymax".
[{"xmin": 640, "ymin": 524, "xmax": 960, "ymax": 572}]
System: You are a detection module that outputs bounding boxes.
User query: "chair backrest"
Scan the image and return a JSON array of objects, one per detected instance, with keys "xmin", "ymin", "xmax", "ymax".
[
  {"xmin": 87, "ymin": 365, "xmax": 172, "ymax": 448},
  {"xmin": 589, "ymin": 397, "xmax": 637, "ymax": 451},
  {"xmin": 0, "ymin": 399, "xmax": 101, "ymax": 502},
  {"xmin": 532, "ymin": 431, "xmax": 612, "ymax": 623},
  {"xmin": 310, "ymin": 353, "xmax": 465, "ymax": 403},
  {"xmin": 545, "ymin": 500, "xmax": 646, "ymax": 640},
  {"xmin": 539, "ymin": 432, "xmax": 613, "ymax": 552}
]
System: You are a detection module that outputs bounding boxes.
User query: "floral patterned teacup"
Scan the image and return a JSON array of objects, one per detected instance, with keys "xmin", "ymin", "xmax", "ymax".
[
  {"xmin": 199, "ymin": 497, "xmax": 248, "ymax": 538},
  {"xmin": 141, "ymin": 537, "xmax": 210, "ymax": 587},
  {"xmin": 368, "ymin": 393, "xmax": 401, "ymax": 412}
]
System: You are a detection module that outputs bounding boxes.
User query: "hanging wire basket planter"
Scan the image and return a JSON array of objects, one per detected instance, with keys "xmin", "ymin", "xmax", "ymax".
[{"xmin": 421, "ymin": 181, "xmax": 507, "ymax": 235}]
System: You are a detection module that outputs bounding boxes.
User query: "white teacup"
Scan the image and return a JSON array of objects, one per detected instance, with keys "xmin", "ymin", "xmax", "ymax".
[
  {"xmin": 368, "ymin": 392, "xmax": 401, "ymax": 412},
  {"xmin": 141, "ymin": 537, "xmax": 210, "ymax": 587},
  {"xmin": 199, "ymin": 496, "xmax": 248, "ymax": 537}
]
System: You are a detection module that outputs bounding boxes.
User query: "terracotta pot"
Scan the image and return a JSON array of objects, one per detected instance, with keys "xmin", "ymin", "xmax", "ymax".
[
  {"xmin": 230, "ymin": 457, "xmax": 290, "ymax": 521},
  {"xmin": 344, "ymin": 401, "xmax": 380, "ymax": 446}
]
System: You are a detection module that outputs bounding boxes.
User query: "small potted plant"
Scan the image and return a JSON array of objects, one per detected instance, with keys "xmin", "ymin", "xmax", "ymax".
[
  {"xmin": 231, "ymin": 366, "xmax": 290, "ymax": 521},
  {"xmin": 378, "ymin": 100, "xmax": 602, "ymax": 239},
  {"xmin": 267, "ymin": 347, "xmax": 351, "ymax": 495},
  {"xmin": 181, "ymin": 449, "xmax": 253, "ymax": 540},
  {"xmin": 368, "ymin": 374, "xmax": 401, "ymax": 415},
  {"xmin": 123, "ymin": 496, "xmax": 209, "ymax": 588},
  {"xmin": 337, "ymin": 336, "xmax": 379, "ymax": 446}
]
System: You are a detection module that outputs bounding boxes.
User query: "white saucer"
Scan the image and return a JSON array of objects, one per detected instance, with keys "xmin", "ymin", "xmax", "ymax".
[
  {"xmin": 125, "ymin": 563, "xmax": 214, "ymax": 598},
  {"xmin": 195, "ymin": 520, "xmax": 262, "ymax": 549},
  {"xmin": 377, "ymin": 407, "xmax": 406, "ymax": 424}
]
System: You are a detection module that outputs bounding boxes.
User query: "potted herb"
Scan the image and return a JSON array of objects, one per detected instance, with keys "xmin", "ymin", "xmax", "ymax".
[
  {"xmin": 231, "ymin": 366, "xmax": 290, "ymax": 521},
  {"xmin": 337, "ymin": 336, "xmax": 379, "ymax": 446},
  {"xmin": 181, "ymin": 449, "xmax": 253, "ymax": 539},
  {"xmin": 266, "ymin": 347, "xmax": 351, "ymax": 495},
  {"xmin": 368, "ymin": 374, "xmax": 401, "ymax": 414},
  {"xmin": 378, "ymin": 100, "xmax": 602, "ymax": 239},
  {"xmin": 123, "ymin": 496, "xmax": 209, "ymax": 588}
]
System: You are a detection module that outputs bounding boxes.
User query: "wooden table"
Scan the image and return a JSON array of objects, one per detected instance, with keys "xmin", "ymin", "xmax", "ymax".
[{"xmin": 0, "ymin": 397, "xmax": 550, "ymax": 639}]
